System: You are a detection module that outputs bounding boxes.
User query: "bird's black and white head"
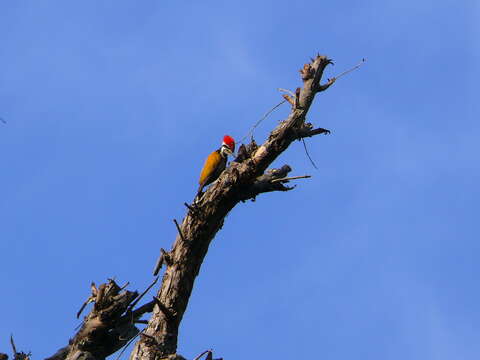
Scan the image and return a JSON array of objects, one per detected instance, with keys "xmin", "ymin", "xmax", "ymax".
[{"xmin": 220, "ymin": 135, "xmax": 235, "ymax": 157}]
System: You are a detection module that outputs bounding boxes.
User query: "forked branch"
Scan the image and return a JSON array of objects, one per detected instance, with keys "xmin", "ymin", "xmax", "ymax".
[{"xmin": 45, "ymin": 279, "xmax": 156, "ymax": 360}]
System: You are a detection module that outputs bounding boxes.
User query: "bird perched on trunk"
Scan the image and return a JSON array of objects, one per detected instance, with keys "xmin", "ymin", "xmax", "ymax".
[{"xmin": 196, "ymin": 135, "xmax": 235, "ymax": 199}]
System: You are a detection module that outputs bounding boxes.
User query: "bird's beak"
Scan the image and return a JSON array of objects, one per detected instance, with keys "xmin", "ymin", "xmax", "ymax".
[{"xmin": 221, "ymin": 144, "xmax": 235, "ymax": 156}]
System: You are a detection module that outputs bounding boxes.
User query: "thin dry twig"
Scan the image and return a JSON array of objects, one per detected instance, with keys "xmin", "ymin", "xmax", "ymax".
[
  {"xmin": 240, "ymin": 99, "xmax": 286, "ymax": 143},
  {"xmin": 114, "ymin": 331, "xmax": 142, "ymax": 360},
  {"xmin": 302, "ymin": 138, "xmax": 318, "ymax": 169},
  {"xmin": 193, "ymin": 350, "xmax": 212, "ymax": 360},
  {"xmin": 76, "ymin": 297, "xmax": 94, "ymax": 319},
  {"xmin": 127, "ymin": 277, "xmax": 159, "ymax": 313},
  {"xmin": 119, "ymin": 282, "xmax": 130, "ymax": 292},
  {"xmin": 271, "ymin": 175, "xmax": 311, "ymax": 183},
  {"xmin": 333, "ymin": 58, "xmax": 366, "ymax": 80},
  {"xmin": 173, "ymin": 219, "xmax": 186, "ymax": 242}
]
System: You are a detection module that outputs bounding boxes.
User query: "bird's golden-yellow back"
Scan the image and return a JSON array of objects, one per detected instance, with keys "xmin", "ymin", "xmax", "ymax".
[{"xmin": 198, "ymin": 150, "xmax": 222, "ymax": 187}]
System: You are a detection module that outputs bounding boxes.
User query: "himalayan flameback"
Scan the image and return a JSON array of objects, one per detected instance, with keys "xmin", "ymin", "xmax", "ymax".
[{"xmin": 197, "ymin": 135, "xmax": 235, "ymax": 198}]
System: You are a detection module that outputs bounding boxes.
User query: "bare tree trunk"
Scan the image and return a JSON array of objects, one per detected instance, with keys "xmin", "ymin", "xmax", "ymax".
[{"xmin": 129, "ymin": 55, "xmax": 335, "ymax": 360}]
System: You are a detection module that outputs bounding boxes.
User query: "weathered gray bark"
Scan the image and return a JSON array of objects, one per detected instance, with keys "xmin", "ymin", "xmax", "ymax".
[{"xmin": 128, "ymin": 55, "xmax": 335, "ymax": 360}]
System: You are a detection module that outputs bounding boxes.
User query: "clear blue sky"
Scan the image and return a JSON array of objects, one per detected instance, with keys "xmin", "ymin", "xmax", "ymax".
[{"xmin": 1, "ymin": 1, "xmax": 478, "ymax": 359}]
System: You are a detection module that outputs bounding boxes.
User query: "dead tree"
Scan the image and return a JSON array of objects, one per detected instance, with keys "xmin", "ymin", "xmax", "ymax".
[
  {"xmin": 6, "ymin": 54, "xmax": 343, "ymax": 360},
  {"xmin": 128, "ymin": 54, "xmax": 336, "ymax": 360}
]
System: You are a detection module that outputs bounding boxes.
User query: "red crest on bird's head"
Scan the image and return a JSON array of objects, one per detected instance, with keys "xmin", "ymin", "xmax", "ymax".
[{"xmin": 222, "ymin": 135, "xmax": 235, "ymax": 152}]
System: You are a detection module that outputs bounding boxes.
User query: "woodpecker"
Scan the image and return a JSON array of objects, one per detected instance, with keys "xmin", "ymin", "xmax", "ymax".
[{"xmin": 197, "ymin": 135, "xmax": 235, "ymax": 198}]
